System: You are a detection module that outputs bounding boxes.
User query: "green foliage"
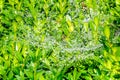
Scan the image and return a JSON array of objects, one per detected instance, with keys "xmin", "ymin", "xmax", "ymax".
[{"xmin": 0, "ymin": 0, "xmax": 120, "ymax": 79}]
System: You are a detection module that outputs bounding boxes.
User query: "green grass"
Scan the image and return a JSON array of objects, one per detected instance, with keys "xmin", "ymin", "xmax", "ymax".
[{"xmin": 0, "ymin": 0, "xmax": 120, "ymax": 79}]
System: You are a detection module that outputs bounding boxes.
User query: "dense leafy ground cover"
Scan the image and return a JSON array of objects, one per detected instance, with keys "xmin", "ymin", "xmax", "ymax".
[{"xmin": 0, "ymin": 0, "xmax": 120, "ymax": 79}]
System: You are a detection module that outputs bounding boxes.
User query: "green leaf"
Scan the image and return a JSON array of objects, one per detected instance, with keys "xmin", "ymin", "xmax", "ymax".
[
  {"xmin": 104, "ymin": 26, "xmax": 110, "ymax": 39},
  {"xmin": 84, "ymin": 22, "xmax": 88, "ymax": 32},
  {"xmin": 0, "ymin": 65, "xmax": 5, "ymax": 75},
  {"xmin": 116, "ymin": 0, "xmax": 120, "ymax": 5},
  {"xmin": 94, "ymin": 16, "xmax": 99, "ymax": 28},
  {"xmin": 8, "ymin": 71, "xmax": 14, "ymax": 79},
  {"xmin": 24, "ymin": 69, "xmax": 33, "ymax": 79},
  {"xmin": 66, "ymin": 15, "xmax": 74, "ymax": 32},
  {"xmin": 20, "ymin": 70, "xmax": 25, "ymax": 80},
  {"xmin": 36, "ymin": 72, "xmax": 45, "ymax": 80}
]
